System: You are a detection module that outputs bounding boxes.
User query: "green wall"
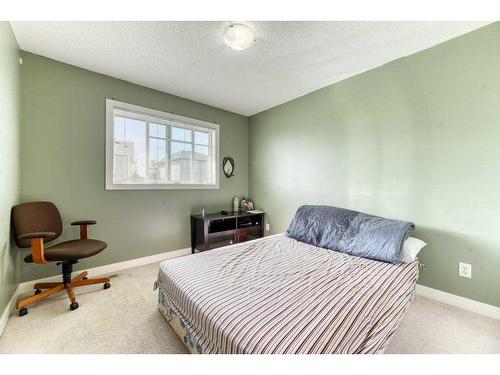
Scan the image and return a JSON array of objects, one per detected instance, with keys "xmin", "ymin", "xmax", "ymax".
[
  {"xmin": 20, "ymin": 52, "xmax": 249, "ymax": 282},
  {"xmin": 250, "ymin": 23, "xmax": 500, "ymax": 307},
  {"xmin": 14, "ymin": 23, "xmax": 500, "ymax": 308},
  {"xmin": 0, "ymin": 23, "xmax": 21, "ymax": 314}
]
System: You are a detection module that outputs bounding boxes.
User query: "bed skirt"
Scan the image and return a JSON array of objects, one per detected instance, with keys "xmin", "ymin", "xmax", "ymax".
[{"xmin": 157, "ymin": 285, "xmax": 204, "ymax": 354}]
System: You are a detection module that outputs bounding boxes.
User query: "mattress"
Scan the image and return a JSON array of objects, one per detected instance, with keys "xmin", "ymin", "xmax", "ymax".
[{"xmin": 156, "ymin": 234, "xmax": 419, "ymax": 354}]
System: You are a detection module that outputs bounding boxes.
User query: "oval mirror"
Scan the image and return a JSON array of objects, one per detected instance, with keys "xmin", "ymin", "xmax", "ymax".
[{"xmin": 222, "ymin": 156, "xmax": 235, "ymax": 178}]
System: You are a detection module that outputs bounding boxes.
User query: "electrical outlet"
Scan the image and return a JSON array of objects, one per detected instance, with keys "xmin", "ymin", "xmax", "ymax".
[
  {"xmin": 265, "ymin": 223, "xmax": 270, "ymax": 232},
  {"xmin": 459, "ymin": 262, "xmax": 472, "ymax": 279}
]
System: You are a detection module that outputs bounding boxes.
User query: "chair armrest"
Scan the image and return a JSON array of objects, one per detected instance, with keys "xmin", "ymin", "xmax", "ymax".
[
  {"xmin": 18, "ymin": 233, "xmax": 52, "ymax": 264},
  {"xmin": 71, "ymin": 220, "xmax": 96, "ymax": 240},
  {"xmin": 71, "ymin": 220, "xmax": 97, "ymax": 226},
  {"xmin": 18, "ymin": 232, "xmax": 56, "ymax": 240}
]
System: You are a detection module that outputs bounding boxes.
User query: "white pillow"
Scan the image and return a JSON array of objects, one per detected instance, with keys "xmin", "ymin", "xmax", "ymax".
[{"xmin": 399, "ymin": 237, "xmax": 426, "ymax": 263}]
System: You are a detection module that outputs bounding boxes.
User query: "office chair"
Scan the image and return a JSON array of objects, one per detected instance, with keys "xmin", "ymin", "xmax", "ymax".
[{"xmin": 12, "ymin": 201, "xmax": 110, "ymax": 316}]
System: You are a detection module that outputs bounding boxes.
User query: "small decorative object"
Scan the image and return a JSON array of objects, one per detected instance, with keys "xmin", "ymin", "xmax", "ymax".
[
  {"xmin": 240, "ymin": 198, "xmax": 255, "ymax": 212},
  {"xmin": 222, "ymin": 156, "xmax": 235, "ymax": 178},
  {"xmin": 201, "ymin": 207, "xmax": 206, "ymax": 217},
  {"xmin": 233, "ymin": 196, "xmax": 239, "ymax": 212}
]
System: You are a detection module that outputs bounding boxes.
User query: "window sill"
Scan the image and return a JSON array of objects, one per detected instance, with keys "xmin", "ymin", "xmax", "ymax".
[{"xmin": 105, "ymin": 183, "xmax": 220, "ymax": 190}]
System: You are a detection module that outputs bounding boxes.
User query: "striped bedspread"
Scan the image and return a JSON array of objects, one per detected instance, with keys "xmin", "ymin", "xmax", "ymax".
[{"xmin": 157, "ymin": 234, "xmax": 419, "ymax": 354}]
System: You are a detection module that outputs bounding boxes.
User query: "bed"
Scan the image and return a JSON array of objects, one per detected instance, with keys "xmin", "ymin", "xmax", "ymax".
[{"xmin": 155, "ymin": 233, "xmax": 419, "ymax": 354}]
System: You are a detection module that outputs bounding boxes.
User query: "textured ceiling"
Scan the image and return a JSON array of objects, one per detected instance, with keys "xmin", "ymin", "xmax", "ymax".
[{"xmin": 11, "ymin": 21, "xmax": 488, "ymax": 116}]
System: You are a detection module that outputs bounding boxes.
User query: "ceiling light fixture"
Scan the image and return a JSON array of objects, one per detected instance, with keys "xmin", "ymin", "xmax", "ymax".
[{"xmin": 223, "ymin": 24, "xmax": 255, "ymax": 51}]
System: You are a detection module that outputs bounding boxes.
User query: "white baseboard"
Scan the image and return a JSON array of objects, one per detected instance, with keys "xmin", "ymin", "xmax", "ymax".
[
  {"xmin": 0, "ymin": 286, "xmax": 21, "ymax": 338},
  {"xmin": 15, "ymin": 234, "xmax": 286, "ymax": 294},
  {"xmin": 17, "ymin": 247, "xmax": 191, "ymax": 294},
  {"xmin": 416, "ymin": 284, "xmax": 500, "ymax": 321},
  {"xmin": 0, "ymin": 247, "xmax": 191, "ymax": 336}
]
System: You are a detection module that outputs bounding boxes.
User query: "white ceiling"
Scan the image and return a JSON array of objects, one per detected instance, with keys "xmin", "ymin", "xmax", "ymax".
[{"xmin": 11, "ymin": 21, "xmax": 488, "ymax": 116}]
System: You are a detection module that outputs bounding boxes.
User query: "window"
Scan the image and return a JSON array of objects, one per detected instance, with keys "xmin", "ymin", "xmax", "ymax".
[{"xmin": 106, "ymin": 99, "xmax": 219, "ymax": 190}]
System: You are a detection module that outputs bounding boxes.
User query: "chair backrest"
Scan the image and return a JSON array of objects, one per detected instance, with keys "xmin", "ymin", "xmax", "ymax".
[{"xmin": 11, "ymin": 202, "xmax": 63, "ymax": 248}]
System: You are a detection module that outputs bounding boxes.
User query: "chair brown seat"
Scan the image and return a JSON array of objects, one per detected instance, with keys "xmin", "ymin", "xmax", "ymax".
[
  {"xmin": 12, "ymin": 201, "xmax": 111, "ymax": 316},
  {"xmin": 24, "ymin": 239, "xmax": 107, "ymax": 263}
]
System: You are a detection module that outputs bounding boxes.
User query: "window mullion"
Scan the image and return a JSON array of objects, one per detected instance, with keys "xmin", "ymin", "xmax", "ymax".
[
  {"xmin": 191, "ymin": 137, "xmax": 195, "ymax": 183},
  {"xmin": 145, "ymin": 121, "xmax": 150, "ymax": 184},
  {"xmin": 209, "ymin": 130, "xmax": 213, "ymax": 184},
  {"xmin": 167, "ymin": 125, "xmax": 171, "ymax": 183}
]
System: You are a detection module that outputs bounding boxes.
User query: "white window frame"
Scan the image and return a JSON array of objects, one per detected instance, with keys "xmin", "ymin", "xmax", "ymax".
[{"xmin": 106, "ymin": 99, "xmax": 220, "ymax": 190}]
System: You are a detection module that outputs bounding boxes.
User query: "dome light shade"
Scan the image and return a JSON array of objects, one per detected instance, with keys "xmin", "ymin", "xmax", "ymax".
[{"xmin": 223, "ymin": 24, "xmax": 255, "ymax": 50}]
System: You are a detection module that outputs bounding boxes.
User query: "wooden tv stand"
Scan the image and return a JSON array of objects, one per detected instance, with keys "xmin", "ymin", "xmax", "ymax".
[{"xmin": 190, "ymin": 211, "xmax": 265, "ymax": 253}]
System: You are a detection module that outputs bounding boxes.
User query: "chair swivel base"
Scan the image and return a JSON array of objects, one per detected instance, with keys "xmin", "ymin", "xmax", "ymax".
[{"xmin": 17, "ymin": 268, "xmax": 110, "ymax": 316}]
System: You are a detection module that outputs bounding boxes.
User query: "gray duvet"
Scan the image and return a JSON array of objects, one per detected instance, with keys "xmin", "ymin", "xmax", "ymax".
[{"xmin": 286, "ymin": 205, "xmax": 414, "ymax": 263}]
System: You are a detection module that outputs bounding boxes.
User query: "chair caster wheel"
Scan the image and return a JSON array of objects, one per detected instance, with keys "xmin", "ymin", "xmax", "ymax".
[
  {"xmin": 103, "ymin": 282, "xmax": 111, "ymax": 289},
  {"xmin": 70, "ymin": 302, "xmax": 79, "ymax": 311},
  {"xmin": 35, "ymin": 289, "xmax": 42, "ymax": 295},
  {"xmin": 19, "ymin": 308, "xmax": 28, "ymax": 317}
]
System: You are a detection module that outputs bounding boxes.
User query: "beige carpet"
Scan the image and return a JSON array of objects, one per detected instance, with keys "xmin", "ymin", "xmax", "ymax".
[{"xmin": 1, "ymin": 262, "xmax": 499, "ymax": 354}]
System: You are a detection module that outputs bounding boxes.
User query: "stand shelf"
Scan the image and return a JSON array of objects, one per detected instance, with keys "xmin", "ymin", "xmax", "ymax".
[{"xmin": 190, "ymin": 211, "xmax": 265, "ymax": 253}]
